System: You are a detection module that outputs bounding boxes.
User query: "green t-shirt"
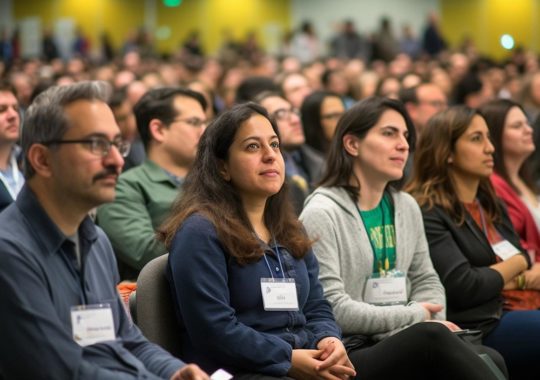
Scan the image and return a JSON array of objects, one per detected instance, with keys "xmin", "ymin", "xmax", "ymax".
[{"xmin": 359, "ymin": 193, "xmax": 396, "ymax": 275}]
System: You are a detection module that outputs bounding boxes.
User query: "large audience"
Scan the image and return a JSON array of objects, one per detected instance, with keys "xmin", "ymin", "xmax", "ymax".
[{"xmin": 2, "ymin": 13, "xmax": 540, "ymax": 380}]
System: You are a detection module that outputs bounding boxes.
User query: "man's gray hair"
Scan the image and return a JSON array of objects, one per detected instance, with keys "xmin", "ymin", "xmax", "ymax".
[{"xmin": 22, "ymin": 81, "xmax": 112, "ymax": 178}]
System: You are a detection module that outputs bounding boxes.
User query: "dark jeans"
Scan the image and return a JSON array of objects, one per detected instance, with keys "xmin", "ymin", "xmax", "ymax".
[{"xmin": 483, "ymin": 310, "xmax": 540, "ymax": 380}]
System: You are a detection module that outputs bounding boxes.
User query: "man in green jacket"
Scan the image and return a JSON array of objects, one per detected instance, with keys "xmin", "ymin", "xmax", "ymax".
[{"xmin": 97, "ymin": 87, "xmax": 207, "ymax": 280}]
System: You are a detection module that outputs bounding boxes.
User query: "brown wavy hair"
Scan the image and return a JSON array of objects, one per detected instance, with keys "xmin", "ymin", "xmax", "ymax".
[
  {"xmin": 406, "ymin": 106, "xmax": 502, "ymax": 224},
  {"xmin": 478, "ymin": 99, "xmax": 538, "ymax": 195},
  {"xmin": 158, "ymin": 102, "xmax": 311, "ymax": 264}
]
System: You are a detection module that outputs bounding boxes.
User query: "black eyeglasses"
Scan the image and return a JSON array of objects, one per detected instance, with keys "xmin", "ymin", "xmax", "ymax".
[
  {"xmin": 271, "ymin": 108, "xmax": 300, "ymax": 122},
  {"xmin": 321, "ymin": 112, "xmax": 344, "ymax": 121},
  {"xmin": 172, "ymin": 117, "xmax": 207, "ymax": 128},
  {"xmin": 43, "ymin": 136, "xmax": 131, "ymax": 157}
]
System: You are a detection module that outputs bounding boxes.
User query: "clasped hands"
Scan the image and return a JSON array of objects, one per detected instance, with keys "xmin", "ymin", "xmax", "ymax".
[{"xmin": 288, "ymin": 337, "xmax": 356, "ymax": 380}]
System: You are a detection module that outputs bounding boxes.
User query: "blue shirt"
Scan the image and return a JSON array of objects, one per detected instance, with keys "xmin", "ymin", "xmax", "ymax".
[
  {"xmin": 0, "ymin": 185, "xmax": 185, "ymax": 379},
  {"xmin": 0, "ymin": 145, "xmax": 24, "ymax": 211},
  {"xmin": 167, "ymin": 214, "xmax": 341, "ymax": 376}
]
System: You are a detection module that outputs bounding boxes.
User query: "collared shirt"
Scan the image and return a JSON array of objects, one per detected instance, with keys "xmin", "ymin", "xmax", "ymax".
[
  {"xmin": 97, "ymin": 159, "xmax": 181, "ymax": 280},
  {"xmin": 0, "ymin": 185, "xmax": 184, "ymax": 379},
  {"xmin": 0, "ymin": 145, "xmax": 24, "ymax": 203}
]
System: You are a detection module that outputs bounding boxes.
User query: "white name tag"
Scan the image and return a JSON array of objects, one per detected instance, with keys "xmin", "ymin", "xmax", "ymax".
[
  {"xmin": 261, "ymin": 278, "xmax": 299, "ymax": 311},
  {"xmin": 71, "ymin": 304, "xmax": 116, "ymax": 346},
  {"xmin": 211, "ymin": 369, "xmax": 233, "ymax": 380},
  {"xmin": 492, "ymin": 240, "xmax": 520, "ymax": 261},
  {"xmin": 364, "ymin": 276, "xmax": 407, "ymax": 305}
]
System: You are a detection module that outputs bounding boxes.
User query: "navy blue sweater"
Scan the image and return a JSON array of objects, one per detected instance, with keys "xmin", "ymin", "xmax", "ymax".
[{"xmin": 167, "ymin": 214, "xmax": 341, "ymax": 376}]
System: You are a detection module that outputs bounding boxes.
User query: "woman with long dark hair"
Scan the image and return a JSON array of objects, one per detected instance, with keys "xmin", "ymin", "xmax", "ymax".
[
  {"xmin": 479, "ymin": 99, "xmax": 540, "ymax": 264},
  {"xmin": 301, "ymin": 91, "xmax": 344, "ymax": 154},
  {"xmin": 408, "ymin": 106, "xmax": 540, "ymax": 380},
  {"xmin": 300, "ymin": 97, "xmax": 507, "ymax": 380},
  {"xmin": 159, "ymin": 103, "xmax": 355, "ymax": 379}
]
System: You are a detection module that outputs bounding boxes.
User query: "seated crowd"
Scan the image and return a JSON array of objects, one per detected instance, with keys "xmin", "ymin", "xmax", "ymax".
[{"xmin": 2, "ymin": 37, "xmax": 540, "ymax": 380}]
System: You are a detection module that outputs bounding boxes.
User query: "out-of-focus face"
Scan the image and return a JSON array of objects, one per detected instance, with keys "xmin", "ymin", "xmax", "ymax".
[
  {"xmin": 450, "ymin": 115, "xmax": 495, "ymax": 182},
  {"xmin": 320, "ymin": 96, "xmax": 345, "ymax": 141},
  {"xmin": 411, "ymin": 84, "xmax": 448, "ymax": 134},
  {"xmin": 348, "ymin": 109, "xmax": 409, "ymax": 185},
  {"xmin": 161, "ymin": 96, "xmax": 207, "ymax": 170},
  {"xmin": 188, "ymin": 81, "xmax": 215, "ymax": 120},
  {"xmin": 282, "ymin": 74, "xmax": 312, "ymax": 109},
  {"xmin": 126, "ymin": 81, "xmax": 148, "ymax": 106},
  {"xmin": 327, "ymin": 71, "xmax": 349, "ymax": 96},
  {"xmin": 430, "ymin": 68, "xmax": 452, "ymax": 97},
  {"xmin": 111, "ymin": 99, "xmax": 137, "ymax": 141},
  {"xmin": 114, "ymin": 70, "xmax": 136, "ymax": 89},
  {"xmin": 465, "ymin": 82, "xmax": 494, "ymax": 109},
  {"xmin": 502, "ymin": 106, "xmax": 535, "ymax": 160},
  {"xmin": 10, "ymin": 74, "xmax": 32, "ymax": 107},
  {"xmin": 378, "ymin": 77, "xmax": 401, "ymax": 99},
  {"xmin": 221, "ymin": 114, "xmax": 285, "ymax": 205},
  {"xmin": 0, "ymin": 91, "xmax": 20, "ymax": 145},
  {"xmin": 260, "ymin": 96, "xmax": 305, "ymax": 150}
]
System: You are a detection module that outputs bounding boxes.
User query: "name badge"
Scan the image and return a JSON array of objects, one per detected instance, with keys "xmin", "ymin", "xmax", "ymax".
[
  {"xmin": 260, "ymin": 278, "xmax": 299, "ymax": 311},
  {"xmin": 71, "ymin": 304, "xmax": 116, "ymax": 346},
  {"xmin": 492, "ymin": 240, "xmax": 520, "ymax": 261},
  {"xmin": 364, "ymin": 276, "xmax": 407, "ymax": 305}
]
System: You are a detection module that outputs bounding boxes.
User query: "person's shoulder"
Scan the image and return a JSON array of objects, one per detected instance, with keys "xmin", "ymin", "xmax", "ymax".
[
  {"xmin": 392, "ymin": 190, "xmax": 417, "ymax": 205},
  {"xmin": 303, "ymin": 187, "xmax": 347, "ymax": 211},
  {"xmin": 179, "ymin": 213, "xmax": 216, "ymax": 235},
  {"xmin": 302, "ymin": 186, "xmax": 356, "ymax": 223},
  {"xmin": 118, "ymin": 163, "xmax": 150, "ymax": 183},
  {"xmin": 299, "ymin": 144, "xmax": 324, "ymax": 164},
  {"xmin": 419, "ymin": 203, "xmax": 452, "ymax": 225},
  {"xmin": 0, "ymin": 204, "xmax": 26, "ymax": 240},
  {"xmin": 94, "ymin": 223, "xmax": 114, "ymax": 244},
  {"xmin": 0, "ymin": 207, "xmax": 37, "ymax": 264}
]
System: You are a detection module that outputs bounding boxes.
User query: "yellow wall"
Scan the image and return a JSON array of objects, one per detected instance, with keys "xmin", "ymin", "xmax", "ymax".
[
  {"xmin": 14, "ymin": 0, "xmax": 144, "ymax": 53},
  {"xmin": 13, "ymin": 0, "xmax": 291, "ymax": 56},
  {"xmin": 441, "ymin": 0, "xmax": 539, "ymax": 59}
]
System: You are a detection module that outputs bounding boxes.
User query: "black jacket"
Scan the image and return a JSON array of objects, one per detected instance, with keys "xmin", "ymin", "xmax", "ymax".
[{"xmin": 422, "ymin": 204, "xmax": 527, "ymax": 335}]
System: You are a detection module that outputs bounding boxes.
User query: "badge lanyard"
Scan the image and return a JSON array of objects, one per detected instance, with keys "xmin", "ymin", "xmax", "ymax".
[
  {"xmin": 357, "ymin": 197, "xmax": 390, "ymax": 276},
  {"xmin": 262, "ymin": 237, "xmax": 286, "ymax": 279},
  {"xmin": 476, "ymin": 199, "xmax": 499, "ymax": 242},
  {"xmin": 477, "ymin": 199, "xmax": 488, "ymax": 236},
  {"xmin": 476, "ymin": 199, "xmax": 520, "ymax": 262}
]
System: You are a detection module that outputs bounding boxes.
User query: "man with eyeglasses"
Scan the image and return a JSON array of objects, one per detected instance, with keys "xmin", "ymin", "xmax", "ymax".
[
  {"xmin": 399, "ymin": 82, "xmax": 448, "ymax": 178},
  {"xmin": 279, "ymin": 72, "xmax": 313, "ymax": 110},
  {"xmin": 400, "ymin": 83, "xmax": 448, "ymax": 137},
  {"xmin": 0, "ymin": 80, "xmax": 24, "ymax": 212},
  {"xmin": 97, "ymin": 87, "xmax": 207, "ymax": 280},
  {"xmin": 256, "ymin": 92, "xmax": 324, "ymax": 213},
  {"xmin": 0, "ymin": 81, "xmax": 209, "ymax": 379}
]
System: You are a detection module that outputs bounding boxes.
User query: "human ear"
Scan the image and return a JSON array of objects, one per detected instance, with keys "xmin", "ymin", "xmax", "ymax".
[
  {"xmin": 343, "ymin": 134, "xmax": 360, "ymax": 157},
  {"xmin": 27, "ymin": 144, "xmax": 53, "ymax": 178},
  {"xmin": 149, "ymin": 119, "xmax": 166, "ymax": 143},
  {"xmin": 219, "ymin": 160, "xmax": 231, "ymax": 181}
]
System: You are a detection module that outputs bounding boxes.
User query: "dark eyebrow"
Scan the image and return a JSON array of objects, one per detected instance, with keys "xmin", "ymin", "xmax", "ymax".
[
  {"xmin": 240, "ymin": 135, "xmax": 279, "ymax": 144},
  {"xmin": 381, "ymin": 125, "xmax": 402, "ymax": 132}
]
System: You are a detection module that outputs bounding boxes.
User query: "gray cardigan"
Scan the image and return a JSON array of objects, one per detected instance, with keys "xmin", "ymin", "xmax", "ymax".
[{"xmin": 300, "ymin": 186, "xmax": 445, "ymax": 341}]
